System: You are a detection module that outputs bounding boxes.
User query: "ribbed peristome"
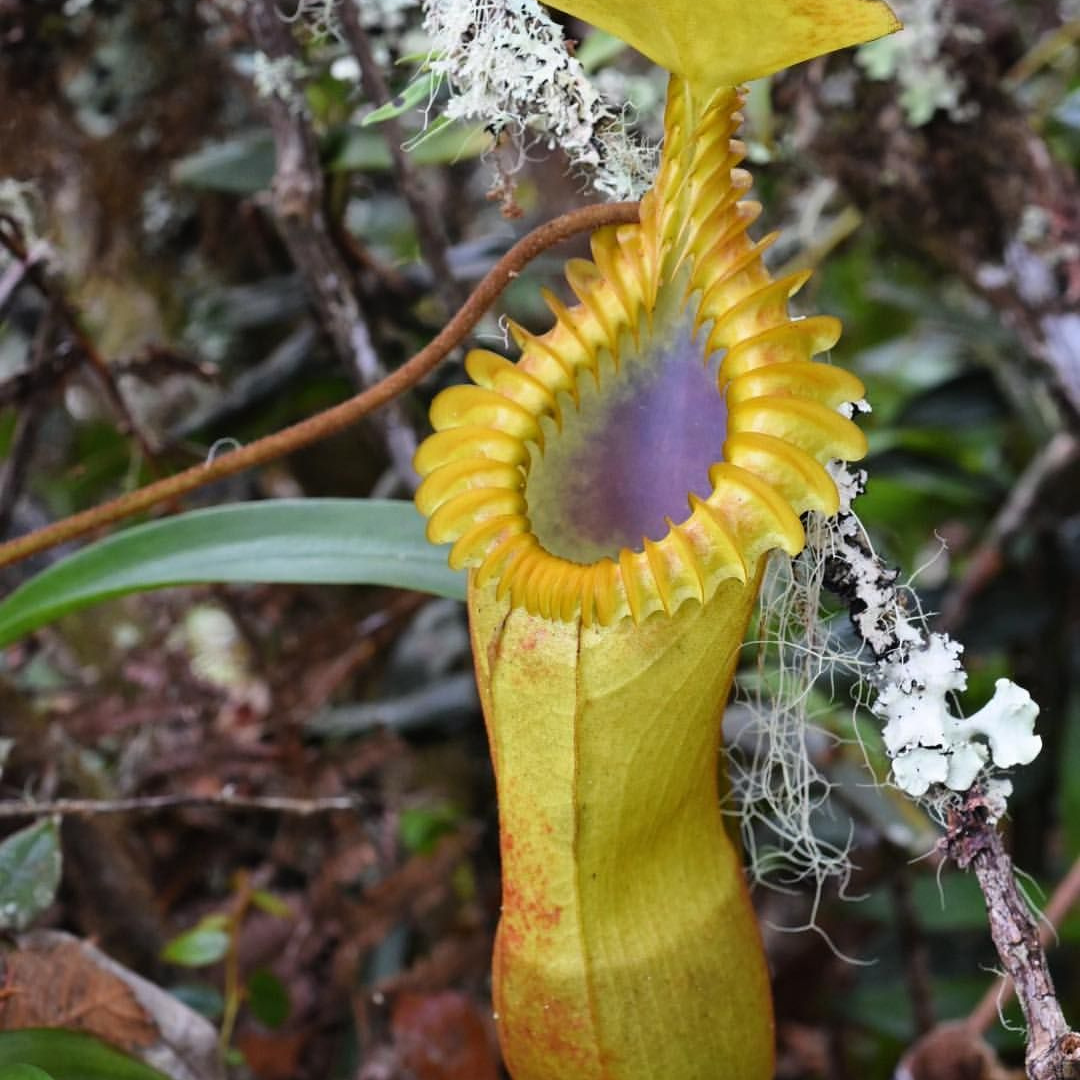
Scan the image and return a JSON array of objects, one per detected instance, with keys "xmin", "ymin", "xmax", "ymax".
[{"xmin": 415, "ymin": 79, "xmax": 867, "ymax": 626}]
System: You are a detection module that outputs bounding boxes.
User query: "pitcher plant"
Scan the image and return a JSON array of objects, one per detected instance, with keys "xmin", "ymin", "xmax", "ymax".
[{"xmin": 414, "ymin": 1, "xmax": 900, "ymax": 1076}]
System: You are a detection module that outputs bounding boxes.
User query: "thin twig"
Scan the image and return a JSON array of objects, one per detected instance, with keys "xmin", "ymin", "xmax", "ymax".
[
  {"xmin": 0, "ymin": 201, "xmax": 639, "ymax": 570},
  {"xmin": 338, "ymin": 2, "xmax": 466, "ymax": 314},
  {"xmin": 0, "ymin": 216, "xmax": 160, "ymax": 464},
  {"xmin": 0, "ymin": 344, "xmax": 81, "ymax": 410},
  {"xmin": 0, "ymin": 789, "xmax": 371, "ymax": 818},
  {"xmin": 970, "ymin": 852, "xmax": 1080, "ymax": 1038},
  {"xmin": 0, "ymin": 308, "xmax": 56, "ymax": 536},
  {"xmin": 947, "ymin": 788, "xmax": 1080, "ymax": 1080},
  {"xmin": 938, "ymin": 433, "xmax": 1080, "ymax": 634}
]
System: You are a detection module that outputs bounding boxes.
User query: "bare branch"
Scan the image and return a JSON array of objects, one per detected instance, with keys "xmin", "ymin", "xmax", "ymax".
[
  {"xmin": 0, "ymin": 215, "xmax": 160, "ymax": 463},
  {"xmin": 938, "ymin": 433, "xmax": 1080, "ymax": 633},
  {"xmin": 970, "ymin": 852, "xmax": 1080, "ymax": 1038},
  {"xmin": 947, "ymin": 788, "xmax": 1080, "ymax": 1080},
  {"xmin": 0, "ymin": 788, "xmax": 371, "ymax": 819}
]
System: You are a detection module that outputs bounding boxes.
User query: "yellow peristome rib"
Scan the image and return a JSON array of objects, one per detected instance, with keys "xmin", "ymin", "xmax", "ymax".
[
  {"xmin": 707, "ymin": 463, "xmax": 806, "ymax": 558},
  {"xmin": 696, "ymin": 233, "xmax": 778, "ymax": 322},
  {"xmin": 430, "ymin": 385, "xmax": 546, "ymax": 445},
  {"xmin": 426, "ymin": 487, "xmax": 526, "ymax": 545},
  {"xmin": 449, "ymin": 514, "xmax": 527, "ymax": 571},
  {"xmin": 542, "ymin": 0, "xmax": 899, "ymax": 95},
  {"xmin": 589, "ymin": 228, "xmax": 644, "ymax": 333},
  {"xmin": 413, "ymin": 426, "xmax": 529, "ymax": 472},
  {"xmin": 708, "ymin": 271, "xmax": 814, "ymax": 351},
  {"xmin": 466, "ymin": 349, "xmax": 561, "ymax": 418},
  {"xmin": 643, "ymin": 533, "xmax": 706, "ymax": 615},
  {"xmin": 618, "ymin": 547, "xmax": 656, "ymax": 623},
  {"xmin": 478, "ymin": 531, "xmax": 539, "ymax": 589},
  {"xmin": 685, "ymin": 494, "xmax": 750, "ymax": 583},
  {"xmin": 726, "ymin": 359, "xmax": 865, "ymax": 408},
  {"xmin": 415, "ymin": 458, "xmax": 523, "ymax": 518},
  {"xmin": 511, "ymin": 320, "xmax": 580, "ymax": 399},
  {"xmin": 721, "ymin": 316, "xmax": 844, "ymax": 382},
  {"xmin": 725, "ymin": 432, "xmax": 840, "ymax": 516},
  {"xmin": 731, "ymin": 398, "xmax": 869, "ymax": 462}
]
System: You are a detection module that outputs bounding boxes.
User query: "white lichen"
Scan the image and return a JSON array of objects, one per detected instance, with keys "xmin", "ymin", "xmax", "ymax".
[
  {"xmin": 856, "ymin": 0, "xmax": 977, "ymax": 126},
  {"xmin": 421, "ymin": 0, "xmax": 657, "ymax": 199},
  {"xmin": 733, "ymin": 452, "xmax": 1043, "ymax": 898},
  {"xmin": 874, "ymin": 636, "xmax": 1041, "ymax": 797},
  {"xmin": 252, "ymin": 51, "xmax": 308, "ymax": 106}
]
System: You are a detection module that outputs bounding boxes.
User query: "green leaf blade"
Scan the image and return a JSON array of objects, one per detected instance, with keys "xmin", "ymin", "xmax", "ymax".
[
  {"xmin": 0, "ymin": 818, "xmax": 62, "ymax": 933},
  {"xmin": 0, "ymin": 500, "xmax": 464, "ymax": 648},
  {"xmin": 162, "ymin": 926, "xmax": 230, "ymax": 968},
  {"xmin": 0, "ymin": 1031, "xmax": 171, "ymax": 1080}
]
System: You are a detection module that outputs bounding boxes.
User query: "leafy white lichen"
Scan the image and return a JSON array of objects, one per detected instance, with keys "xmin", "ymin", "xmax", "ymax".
[
  {"xmin": 252, "ymin": 51, "xmax": 307, "ymax": 106},
  {"xmin": 421, "ymin": 0, "xmax": 657, "ymax": 199},
  {"xmin": 874, "ymin": 635, "xmax": 1041, "ymax": 797},
  {"xmin": 856, "ymin": 0, "xmax": 977, "ymax": 126}
]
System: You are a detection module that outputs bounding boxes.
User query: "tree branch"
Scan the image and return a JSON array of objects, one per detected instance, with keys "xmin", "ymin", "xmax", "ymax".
[
  {"xmin": 0, "ymin": 216, "xmax": 160, "ymax": 464},
  {"xmin": 969, "ymin": 851, "xmax": 1080, "ymax": 1039},
  {"xmin": 947, "ymin": 788, "xmax": 1080, "ymax": 1080},
  {"xmin": 0, "ymin": 789, "xmax": 370, "ymax": 818}
]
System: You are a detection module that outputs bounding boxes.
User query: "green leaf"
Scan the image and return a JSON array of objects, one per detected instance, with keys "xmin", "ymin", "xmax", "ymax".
[
  {"xmin": 0, "ymin": 1030, "xmax": 171, "ymax": 1080},
  {"xmin": 575, "ymin": 29, "xmax": 628, "ymax": 72},
  {"xmin": 399, "ymin": 804, "xmax": 461, "ymax": 855},
  {"xmin": 168, "ymin": 982, "xmax": 225, "ymax": 1021},
  {"xmin": 0, "ymin": 818, "xmax": 62, "ymax": 933},
  {"xmin": 0, "ymin": 500, "xmax": 464, "ymax": 648},
  {"xmin": 361, "ymin": 73, "xmax": 438, "ymax": 126},
  {"xmin": 327, "ymin": 120, "xmax": 489, "ymax": 171},
  {"xmin": 250, "ymin": 890, "xmax": 293, "ymax": 919},
  {"xmin": 0, "ymin": 1064, "xmax": 55, "ymax": 1080},
  {"xmin": 195, "ymin": 913, "xmax": 230, "ymax": 933},
  {"xmin": 246, "ymin": 969, "xmax": 291, "ymax": 1029},
  {"xmin": 161, "ymin": 926, "xmax": 230, "ymax": 968},
  {"xmin": 172, "ymin": 130, "xmax": 276, "ymax": 194}
]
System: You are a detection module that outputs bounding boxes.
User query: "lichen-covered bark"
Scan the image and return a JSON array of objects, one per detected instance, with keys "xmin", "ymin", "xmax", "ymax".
[{"xmin": 803, "ymin": 0, "xmax": 1080, "ymax": 419}]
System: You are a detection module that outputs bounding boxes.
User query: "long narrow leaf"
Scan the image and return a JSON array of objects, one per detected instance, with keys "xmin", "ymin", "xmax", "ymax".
[
  {"xmin": 0, "ymin": 500, "xmax": 463, "ymax": 647},
  {"xmin": 0, "ymin": 1030, "xmax": 171, "ymax": 1080}
]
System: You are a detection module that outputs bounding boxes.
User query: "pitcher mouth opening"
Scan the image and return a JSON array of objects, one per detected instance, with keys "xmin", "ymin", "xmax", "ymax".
[{"xmin": 525, "ymin": 305, "xmax": 727, "ymax": 566}]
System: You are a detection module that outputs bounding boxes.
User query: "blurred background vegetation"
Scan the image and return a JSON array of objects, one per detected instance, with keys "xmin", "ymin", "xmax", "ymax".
[{"xmin": 0, "ymin": 1, "xmax": 1079, "ymax": 1077}]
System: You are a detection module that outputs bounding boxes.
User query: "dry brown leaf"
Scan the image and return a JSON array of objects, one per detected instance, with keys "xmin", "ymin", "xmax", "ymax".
[
  {"xmin": 0, "ymin": 931, "xmax": 224, "ymax": 1080},
  {"xmin": 234, "ymin": 1030, "xmax": 307, "ymax": 1080},
  {"xmin": 898, "ymin": 1021, "xmax": 1019, "ymax": 1080},
  {"xmin": 391, "ymin": 991, "xmax": 499, "ymax": 1080},
  {"xmin": 0, "ymin": 937, "xmax": 156, "ymax": 1045}
]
